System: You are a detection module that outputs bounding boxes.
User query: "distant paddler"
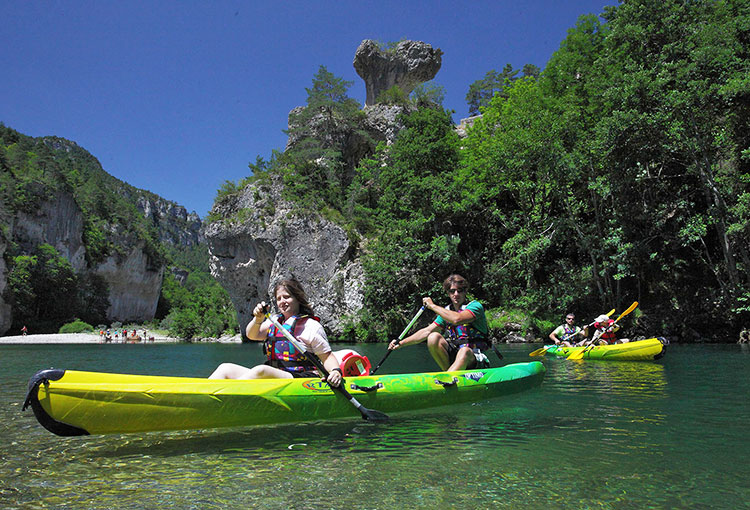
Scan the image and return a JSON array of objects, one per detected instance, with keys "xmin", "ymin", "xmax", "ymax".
[{"xmin": 549, "ymin": 313, "xmax": 588, "ymax": 347}]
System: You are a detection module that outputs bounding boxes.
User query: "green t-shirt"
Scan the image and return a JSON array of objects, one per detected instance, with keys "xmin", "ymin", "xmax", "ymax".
[
  {"xmin": 552, "ymin": 324, "xmax": 582, "ymax": 341},
  {"xmin": 434, "ymin": 300, "xmax": 489, "ymax": 341}
]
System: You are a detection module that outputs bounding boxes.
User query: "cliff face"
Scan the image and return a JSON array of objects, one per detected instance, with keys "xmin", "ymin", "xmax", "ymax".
[
  {"xmin": 93, "ymin": 242, "xmax": 164, "ymax": 321},
  {"xmin": 204, "ymin": 180, "xmax": 364, "ymax": 338},
  {"xmin": 12, "ymin": 190, "xmax": 87, "ymax": 271},
  {"xmin": 0, "ymin": 130, "xmax": 203, "ymax": 334},
  {"xmin": 136, "ymin": 195, "xmax": 203, "ymax": 248},
  {"xmin": 354, "ymin": 39, "xmax": 443, "ymax": 106},
  {"xmin": 0, "ymin": 235, "xmax": 11, "ymax": 333},
  {"xmin": 0, "ymin": 188, "xmax": 168, "ymax": 333}
]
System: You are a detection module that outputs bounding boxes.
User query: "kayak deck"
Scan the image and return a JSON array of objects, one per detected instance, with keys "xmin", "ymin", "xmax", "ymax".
[
  {"xmin": 538, "ymin": 337, "xmax": 666, "ymax": 361},
  {"xmin": 24, "ymin": 362, "xmax": 545, "ymax": 436}
]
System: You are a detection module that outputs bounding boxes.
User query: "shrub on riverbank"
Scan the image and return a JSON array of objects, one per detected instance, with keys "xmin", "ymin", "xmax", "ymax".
[{"xmin": 59, "ymin": 319, "xmax": 94, "ymax": 334}]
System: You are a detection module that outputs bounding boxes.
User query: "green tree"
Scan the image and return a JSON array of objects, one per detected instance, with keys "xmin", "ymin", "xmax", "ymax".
[
  {"xmin": 465, "ymin": 64, "xmax": 520, "ymax": 116},
  {"xmin": 7, "ymin": 244, "xmax": 78, "ymax": 331},
  {"xmin": 352, "ymin": 106, "xmax": 465, "ymax": 338},
  {"xmin": 588, "ymin": 0, "xmax": 750, "ymax": 331},
  {"xmin": 409, "ymin": 81, "xmax": 446, "ymax": 108},
  {"xmin": 281, "ymin": 65, "xmax": 368, "ymax": 210},
  {"xmin": 522, "ymin": 64, "xmax": 541, "ymax": 79},
  {"xmin": 165, "ymin": 283, "xmax": 237, "ymax": 340},
  {"xmin": 75, "ymin": 273, "xmax": 111, "ymax": 326},
  {"xmin": 459, "ymin": 76, "xmax": 576, "ymax": 311},
  {"xmin": 6, "ymin": 255, "xmax": 37, "ymax": 322}
]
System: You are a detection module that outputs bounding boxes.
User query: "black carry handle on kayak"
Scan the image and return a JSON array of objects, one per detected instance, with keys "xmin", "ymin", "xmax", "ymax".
[
  {"xmin": 371, "ymin": 306, "xmax": 425, "ymax": 375},
  {"xmin": 265, "ymin": 309, "xmax": 389, "ymax": 422}
]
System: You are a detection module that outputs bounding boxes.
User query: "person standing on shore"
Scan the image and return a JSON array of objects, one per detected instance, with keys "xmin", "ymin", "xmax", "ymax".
[{"xmin": 21, "ymin": 325, "xmax": 27, "ymax": 336}]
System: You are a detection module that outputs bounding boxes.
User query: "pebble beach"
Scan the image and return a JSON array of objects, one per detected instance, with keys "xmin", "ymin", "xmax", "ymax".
[{"xmin": 0, "ymin": 332, "xmax": 242, "ymax": 344}]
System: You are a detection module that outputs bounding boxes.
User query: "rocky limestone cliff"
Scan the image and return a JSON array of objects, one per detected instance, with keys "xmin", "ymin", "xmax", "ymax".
[
  {"xmin": 456, "ymin": 114, "xmax": 483, "ymax": 138},
  {"xmin": 0, "ymin": 128, "xmax": 205, "ymax": 334},
  {"xmin": 354, "ymin": 39, "xmax": 442, "ymax": 106},
  {"xmin": 0, "ymin": 239, "xmax": 10, "ymax": 333},
  {"xmin": 361, "ymin": 103, "xmax": 414, "ymax": 146},
  {"xmin": 94, "ymin": 242, "xmax": 164, "ymax": 321},
  {"xmin": 204, "ymin": 179, "xmax": 364, "ymax": 339},
  {"xmin": 1, "ymin": 188, "xmax": 165, "ymax": 329},
  {"xmin": 12, "ymin": 190, "xmax": 88, "ymax": 272},
  {"xmin": 206, "ymin": 39, "xmax": 443, "ymax": 337},
  {"xmin": 0, "ymin": 199, "xmax": 12, "ymax": 334},
  {"xmin": 136, "ymin": 195, "xmax": 203, "ymax": 247},
  {"xmin": 284, "ymin": 103, "xmax": 412, "ymax": 192}
]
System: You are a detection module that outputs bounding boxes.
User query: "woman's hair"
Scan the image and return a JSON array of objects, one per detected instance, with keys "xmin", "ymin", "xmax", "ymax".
[
  {"xmin": 442, "ymin": 274, "xmax": 469, "ymax": 293},
  {"xmin": 273, "ymin": 278, "xmax": 315, "ymax": 316}
]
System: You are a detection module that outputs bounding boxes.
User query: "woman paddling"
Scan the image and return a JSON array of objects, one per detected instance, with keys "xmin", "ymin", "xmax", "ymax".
[{"xmin": 208, "ymin": 279, "xmax": 342, "ymax": 387}]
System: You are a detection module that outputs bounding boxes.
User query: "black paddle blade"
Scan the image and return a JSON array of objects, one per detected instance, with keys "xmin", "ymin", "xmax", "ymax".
[{"xmin": 360, "ymin": 406, "xmax": 390, "ymax": 422}]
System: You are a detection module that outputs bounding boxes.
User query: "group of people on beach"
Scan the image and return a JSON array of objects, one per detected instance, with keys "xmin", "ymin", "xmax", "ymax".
[
  {"xmin": 209, "ymin": 274, "xmax": 490, "ymax": 386},
  {"xmin": 100, "ymin": 328, "xmax": 153, "ymax": 343}
]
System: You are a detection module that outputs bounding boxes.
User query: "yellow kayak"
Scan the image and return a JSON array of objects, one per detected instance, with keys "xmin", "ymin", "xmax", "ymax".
[
  {"xmin": 24, "ymin": 362, "xmax": 546, "ymax": 436},
  {"xmin": 537, "ymin": 337, "xmax": 666, "ymax": 361}
]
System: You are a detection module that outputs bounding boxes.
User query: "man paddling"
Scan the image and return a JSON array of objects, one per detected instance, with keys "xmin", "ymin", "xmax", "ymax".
[
  {"xmin": 549, "ymin": 313, "xmax": 587, "ymax": 347},
  {"xmin": 388, "ymin": 274, "xmax": 490, "ymax": 371}
]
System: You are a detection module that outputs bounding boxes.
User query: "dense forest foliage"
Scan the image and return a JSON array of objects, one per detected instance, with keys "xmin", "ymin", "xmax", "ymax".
[
  {"xmin": 156, "ymin": 244, "xmax": 238, "ymax": 339},
  {"xmin": 226, "ymin": 0, "xmax": 749, "ymax": 341},
  {"xmin": 0, "ymin": 126, "xmax": 236, "ymax": 337}
]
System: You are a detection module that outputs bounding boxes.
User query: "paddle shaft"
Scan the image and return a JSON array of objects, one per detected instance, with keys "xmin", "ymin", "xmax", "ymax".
[
  {"xmin": 370, "ymin": 306, "xmax": 426, "ymax": 374},
  {"xmin": 265, "ymin": 312, "xmax": 389, "ymax": 421}
]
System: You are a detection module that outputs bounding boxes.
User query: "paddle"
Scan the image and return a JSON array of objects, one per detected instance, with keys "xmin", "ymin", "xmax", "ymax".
[
  {"xmin": 529, "ymin": 309, "xmax": 615, "ymax": 357},
  {"xmin": 265, "ymin": 311, "xmax": 389, "ymax": 422},
  {"xmin": 370, "ymin": 306, "xmax": 425, "ymax": 375},
  {"xmin": 567, "ymin": 301, "xmax": 639, "ymax": 360}
]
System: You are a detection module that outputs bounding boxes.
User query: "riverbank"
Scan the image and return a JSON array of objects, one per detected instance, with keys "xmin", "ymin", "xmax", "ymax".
[{"xmin": 0, "ymin": 332, "xmax": 243, "ymax": 344}]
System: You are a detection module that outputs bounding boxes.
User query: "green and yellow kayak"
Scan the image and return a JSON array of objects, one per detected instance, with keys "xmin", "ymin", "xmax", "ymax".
[
  {"xmin": 537, "ymin": 337, "xmax": 666, "ymax": 361},
  {"xmin": 24, "ymin": 362, "xmax": 545, "ymax": 436}
]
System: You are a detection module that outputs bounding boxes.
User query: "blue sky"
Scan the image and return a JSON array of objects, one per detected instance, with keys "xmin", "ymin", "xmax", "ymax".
[{"xmin": 2, "ymin": 1, "xmax": 613, "ymax": 218}]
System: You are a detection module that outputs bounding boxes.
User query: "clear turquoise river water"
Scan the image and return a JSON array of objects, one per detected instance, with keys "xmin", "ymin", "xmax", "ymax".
[{"xmin": 1, "ymin": 342, "xmax": 748, "ymax": 509}]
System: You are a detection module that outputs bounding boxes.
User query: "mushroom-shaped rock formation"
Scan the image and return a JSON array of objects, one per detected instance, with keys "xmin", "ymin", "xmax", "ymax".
[{"xmin": 353, "ymin": 39, "xmax": 442, "ymax": 106}]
